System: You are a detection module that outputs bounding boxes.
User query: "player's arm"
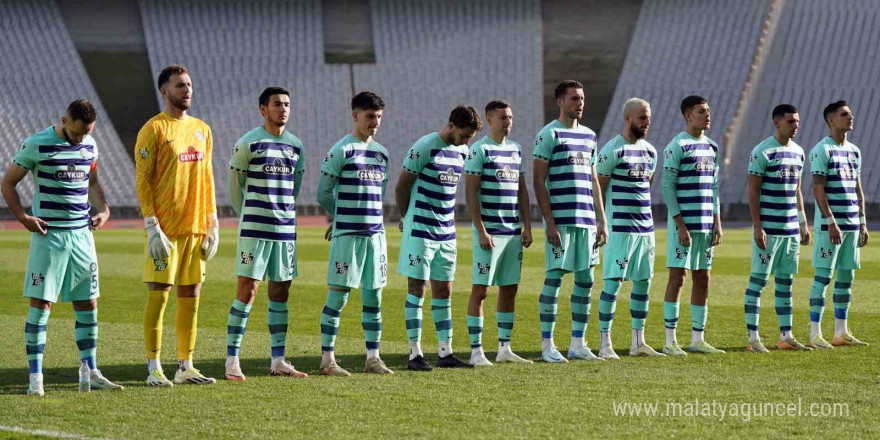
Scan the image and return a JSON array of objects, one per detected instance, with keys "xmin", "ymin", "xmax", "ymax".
[
  {"xmin": 88, "ymin": 163, "xmax": 111, "ymax": 230},
  {"xmin": 1, "ymin": 163, "xmax": 47, "ymax": 234},
  {"xmin": 747, "ymin": 151, "xmax": 766, "ymax": 249},
  {"xmin": 228, "ymin": 141, "xmax": 250, "ymax": 217},
  {"xmin": 200, "ymin": 127, "xmax": 219, "ymax": 260},
  {"xmin": 661, "ymin": 144, "xmax": 690, "ymax": 247},
  {"xmin": 810, "ymin": 147, "xmax": 841, "ymax": 245},
  {"xmin": 134, "ymin": 124, "xmax": 174, "ymax": 259},
  {"xmin": 533, "ymin": 131, "xmax": 560, "ymax": 247},
  {"xmin": 517, "ymin": 174, "xmax": 533, "ymax": 248},
  {"xmin": 711, "ymin": 148, "xmax": 722, "ymax": 246},
  {"xmin": 856, "ymin": 175, "xmax": 868, "ymax": 247},
  {"xmin": 464, "ymin": 144, "xmax": 492, "ymax": 249},
  {"xmin": 318, "ymin": 144, "xmax": 344, "ymax": 240},
  {"xmin": 293, "ymin": 140, "xmax": 306, "ymax": 198},
  {"xmin": 396, "ymin": 140, "xmax": 430, "ymax": 230},
  {"xmin": 591, "ymin": 162, "xmax": 608, "ymax": 246},
  {"xmin": 795, "ymin": 173, "xmax": 810, "ymax": 245}
]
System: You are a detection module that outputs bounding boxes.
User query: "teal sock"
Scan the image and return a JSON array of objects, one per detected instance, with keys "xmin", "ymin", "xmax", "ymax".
[
  {"xmin": 74, "ymin": 309, "xmax": 98, "ymax": 370},
  {"xmin": 663, "ymin": 301, "xmax": 680, "ymax": 329},
  {"xmin": 267, "ymin": 300, "xmax": 288, "ymax": 358},
  {"xmin": 598, "ymin": 278, "xmax": 621, "ymax": 333},
  {"xmin": 362, "ymin": 288, "xmax": 382, "ymax": 351},
  {"xmin": 539, "ymin": 270, "xmax": 564, "ymax": 339},
  {"xmin": 629, "ymin": 279, "xmax": 650, "ymax": 330},
  {"xmin": 25, "ymin": 307, "xmax": 50, "ymax": 374},
  {"xmin": 320, "ymin": 289, "xmax": 350, "ymax": 352},
  {"xmin": 774, "ymin": 275, "xmax": 793, "ymax": 334},
  {"xmin": 226, "ymin": 299, "xmax": 252, "ymax": 357},
  {"xmin": 572, "ymin": 268, "xmax": 594, "ymax": 337},
  {"xmin": 809, "ymin": 268, "xmax": 832, "ymax": 323},
  {"xmin": 744, "ymin": 273, "xmax": 768, "ymax": 333},
  {"xmin": 496, "ymin": 311, "xmax": 515, "ymax": 344},
  {"xmin": 431, "ymin": 298, "xmax": 452, "ymax": 344},
  {"xmin": 404, "ymin": 293, "xmax": 424, "ymax": 342},
  {"xmin": 833, "ymin": 269, "xmax": 854, "ymax": 321},
  {"xmin": 691, "ymin": 304, "xmax": 707, "ymax": 332},
  {"xmin": 467, "ymin": 314, "xmax": 483, "ymax": 349}
]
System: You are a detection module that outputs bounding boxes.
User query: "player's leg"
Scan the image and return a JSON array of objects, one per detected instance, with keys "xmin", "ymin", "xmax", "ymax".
[
  {"xmin": 773, "ymin": 236, "xmax": 809, "ymax": 350},
  {"xmin": 266, "ymin": 280, "xmax": 306, "ymax": 377},
  {"xmin": 467, "ymin": 284, "xmax": 491, "ymax": 366},
  {"xmin": 597, "ymin": 232, "xmax": 626, "ymax": 359},
  {"xmin": 627, "ymin": 234, "xmax": 661, "ymax": 356},
  {"xmin": 400, "ymin": 236, "xmax": 432, "ymax": 370},
  {"xmin": 687, "ymin": 233, "xmax": 724, "ymax": 354},
  {"xmin": 540, "ymin": 227, "xmax": 571, "ymax": 362},
  {"xmin": 142, "ymin": 234, "xmax": 180, "ymax": 386},
  {"xmin": 22, "ymin": 231, "xmax": 62, "ymax": 396},
  {"xmin": 431, "ymin": 240, "xmax": 469, "ymax": 368},
  {"xmin": 225, "ymin": 277, "xmax": 257, "ymax": 380},
  {"xmin": 362, "ymin": 233, "xmax": 392, "ymax": 374},
  {"xmin": 831, "ymin": 232, "xmax": 867, "ymax": 346},
  {"xmin": 493, "ymin": 236, "xmax": 530, "ymax": 364},
  {"xmin": 663, "ymin": 225, "xmax": 688, "ymax": 355},
  {"xmin": 744, "ymin": 236, "xmax": 773, "ymax": 352},
  {"xmin": 171, "ymin": 235, "xmax": 214, "ymax": 384},
  {"xmin": 809, "ymin": 232, "xmax": 835, "ymax": 348},
  {"xmin": 320, "ymin": 234, "xmax": 361, "ymax": 376},
  {"xmin": 25, "ymin": 299, "xmax": 51, "ymax": 396}
]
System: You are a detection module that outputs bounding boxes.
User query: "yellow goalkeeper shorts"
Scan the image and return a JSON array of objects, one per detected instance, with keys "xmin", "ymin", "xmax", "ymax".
[{"xmin": 142, "ymin": 234, "xmax": 206, "ymax": 286}]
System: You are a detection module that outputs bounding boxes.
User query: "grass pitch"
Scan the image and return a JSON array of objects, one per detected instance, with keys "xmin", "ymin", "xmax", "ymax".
[{"xmin": 0, "ymin": 226, "xmax": 877, "ymax": 439}]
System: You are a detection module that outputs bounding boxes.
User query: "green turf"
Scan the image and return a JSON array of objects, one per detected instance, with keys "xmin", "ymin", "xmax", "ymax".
[{"xmin": 0, "ymin": 227, "xmax": 876, "ymax": 439}]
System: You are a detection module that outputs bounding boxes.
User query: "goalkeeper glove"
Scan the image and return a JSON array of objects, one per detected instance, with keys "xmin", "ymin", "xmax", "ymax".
[
  {"xmin": 201, "ymin": 214, "xmax": 219, "ymax": 261},
  {"xmin": 145, "ymin": 217, "xmax": 174, "ymax": 260}
]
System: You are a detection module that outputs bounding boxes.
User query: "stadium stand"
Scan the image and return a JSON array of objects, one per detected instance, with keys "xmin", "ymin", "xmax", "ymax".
[
  {"xmin": 598, "ymin": 0, "xmax": 770, "ymax": 205},
  {"xmin": 725, "ymin": 0, "xmax": 880, "ymax": 204},
  {"xmin": 0, "ymin": 0, "xmax": 136, "ymax": 208}
]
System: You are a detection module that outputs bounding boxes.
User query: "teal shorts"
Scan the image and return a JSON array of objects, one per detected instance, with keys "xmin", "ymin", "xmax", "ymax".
[
  {"xmin": 751, "ymin": 235, "xmax": 799, "ymax": 275},
  {"xmin": 327, "ymin": 232, "xmax": 387, "ymax": 289},
  {"xmin": 236, "ymin": 238, "xmax": 297, "ymax": 282},
  {"xmin": 813, "ymin": 231, "xmax": 860, "ymax": 270},
  {"xmin": 666, "ymin": 229, "xmax": 714, "ymax": 270},
  {"xmin": 398, "ymin": 233, "xmax": 457, "ymax": 282},
  {"xmin": 544, "ymin": 226, "xmax": 599, "ymax": 273},
  {"xmin": 602, "ymin": 232, "xmax": 654, "ymax": 281},
  {"xmin": 23, "ymin": 229, "xmax": 99, "ymax": 303},
  {"xmin": 472, "ymin": 233, "xmax": 523, "ymax": 286}
]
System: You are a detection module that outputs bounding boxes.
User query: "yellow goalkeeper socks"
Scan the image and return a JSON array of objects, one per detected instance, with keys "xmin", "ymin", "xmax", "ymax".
[
  {"xmin": 144, "ymin": 290, "xmax": 170, "ymax": 359},
  {"xmin": 176, "ymin": 296, "xmax": 200, "ymax": 361}
]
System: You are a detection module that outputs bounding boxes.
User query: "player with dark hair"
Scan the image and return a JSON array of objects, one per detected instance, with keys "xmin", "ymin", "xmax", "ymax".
[
  {"xmin": 316, "ymin": 91, "xmax": 393, "ymax": 376},
  {"xmin": 396, "ymin": 105, "xmax": 482, "ymax": 371},
  {"xmin": 2, "ymin": 99, "xmax": 122, "ymax": 395},
  {"xmin": 742, "ymin": 104, "xmax": 812, "ymax": 353},
  {"xmin": 224, "ymin": 86, "xmax": 308, "ymax": 380},
  {"xmin": 661, "ymin": 95, "xmax": 725, "ymax": 356},
  {"xmin": 135, "ymin": 64, "xmax": 219, "ymax": 386},
  {"xmin": 807, "ymin": 100, "xmax": 869, "ymax": 348}
]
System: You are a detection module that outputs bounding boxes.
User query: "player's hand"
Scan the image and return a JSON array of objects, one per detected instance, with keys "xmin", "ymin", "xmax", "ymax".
[
  {"xmin": 545, "ymin": 222, "xmax": 562, "ymax": 247},
  {"xmin": 712, "ymin": 222, "xmax": 723, "ymax": 246},
  {"xmin": 800, "ymin": 223, "xmax": 811, "ymax": 245},
  {"xmin": 522, "ymin": 228, "xmax": 533, "ymax": 248},
  {"xmin": 90, "ymin": 209, "xmax": 110, "ymax": 230},
  {"xmin": 828, "ymin": 221, "xmax": 842, "ymax": 245},
  {"xmin": 596, "ymin": 222, "xmax": 608, "ymax": 247},
  {"xmin": 676, "ymin": 222, "xmax": 691, "ymax": 247},
  {"xmin": 201, "ymin": 214, "xmax": 219, "ymax": 261},
  {"xmin": 325, "ymin": 225, "xmax": 333, "ymax": 241},
  {"xmin": 859, "ymin": 225, "xmax": 869, "ymax": 247},
  {"xmin": 478, "ymin": 229, "xmax": 495, "ymax": 250},
  {"xmin": 753, "ymin": 226, "xmax": 767, "ymax": 250},
  {"xmin": 145, "ymin": 216, "xmax": 174, "ymax": 259},
  {"xmin": 20, "ymin": 215, "xmax": 48, "ymax": 235}
]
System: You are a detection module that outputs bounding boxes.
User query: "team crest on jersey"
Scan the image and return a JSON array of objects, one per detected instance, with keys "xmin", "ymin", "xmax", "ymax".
[
  {"xmin": 80, "ymin": 148, "xmax": 92, "ymax": 159},
  {"xmin": 628, "ymin": 163, "xmax": 651, "ymax": 178},
  {"xmin": 241, "ymin": 252, "xmax": 254, "ymax": 265},
  {"xmin": 283, "ymin": 146, "xmax": 296, "ymax": 158},
  {"xmin": 568, "ymin": 151, "xmax": 589, "ymax": 165},
  {"xmin": 335, "ymin": 261, "xmax": 349, "ymax": 274},
  {"xmin": 675, "ymin": 248, "xmax": 689, "ymax": 260},
  {"xmin": 694, "ymin": 156, "xmax": 714, "ymax": 171},
  {"xmin": 616, "ymin": 258, "xmax": 628, "ymax": 270},
  {"xmin": 55, "ymin": 164, "xmax": 86, "ymax": 181},
  {"xmin": 838, "ymin": 164, "xmax": 856, "ymax": 179},
  {"xmin": 409, "ymin": 254, "xmax": 422, "ymax": 266},
  {"xmin": 759, "ymin": 253, "xmax": 771, "ymax": 264},
  {"xmin": 195, "ymin": 131, "xmax": 205, "ymax": 142},
  {"xmin": 820, "ymin": 247, "xmax": 831, "ymax": 258},
  {"xmin": 551, "ymin": 246, "xmax": 564, "ymax": 259},
  {"xmin": 264, "ymin": 158, "xmax": 293, "ymax": 175},
  {"xmin": 495, "ymin": 165, "xmax": 518, "ymax": 181},
  {"xmin": 438, "ymin": 167, "xmax": 461, "ymax": 184},
  {"xmin": 178, "ymin": 146, "xmax": 205, "ymax": 163},
  {"xmin": 511, "ymin": 151, "xmax": 519, "ymax": 161},
  {"xmin": 153, "ymin": 258, "xmax": 167, "ymax": 272},
  {"xmin": 358, "ymin": 165, "xmax": 385, "ymax": 181},
  {"xmin": 778, "ymin": 165, "xmax": 798, "ymax": 179},
  {"xmin": 478, "ymin": 263, "xmax": 490, "ymax": 274},
  {"xmin": 31, "ymin": 273, "xmax": 44, "ymax": 286},
  {"xmin": 848, "ymin": 153, "xmax": 858, "ymax": 166}
]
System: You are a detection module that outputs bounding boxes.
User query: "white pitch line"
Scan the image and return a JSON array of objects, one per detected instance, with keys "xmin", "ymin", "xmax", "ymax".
[{"xmin": 0, "ymin": 425, "xmax": 125, "ymax": 440}]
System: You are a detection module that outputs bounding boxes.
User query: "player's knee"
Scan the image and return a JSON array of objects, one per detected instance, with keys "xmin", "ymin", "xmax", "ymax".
[
  {"xmin": 667, "ymin": 271, "xmax": 687, "ymax": 289},
  {"xmin": 470, "ymin": 285, "xmax": 489, "ymax": 302},
  {"xmin": 72, "ymin": 299, "xmax": 97, "ymax": 311},
  {"xmin": 29, "ymin": 298, "xmax": 52, "ymax": 311},
  {"xmin": 692, "ymin": 270, "xmax": 710, "ymax": 289},
  {"xmin": 431, "ymin": 281, "xmax": 452, "ymax": 299},
  {"xmin": 407, "ymin": 278, "xmax": 427, "ymax": 297},
  {"xmin": 267, "ymin": 282, "xmax": 291, "ymax": 303},
  {"xmin": 146, "ymin": 282, "xmax": 173, "ymax": 292}
]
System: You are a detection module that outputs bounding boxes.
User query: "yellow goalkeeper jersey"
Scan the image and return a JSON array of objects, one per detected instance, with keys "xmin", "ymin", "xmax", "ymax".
[{"xmin": 134, "ymin": 112, "xmax": 216, "ymax": 236}]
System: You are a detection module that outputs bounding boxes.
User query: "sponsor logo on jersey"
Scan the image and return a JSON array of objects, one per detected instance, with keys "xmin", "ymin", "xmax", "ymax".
[
  {"xmin": 759, "ymin": 253, "xmax": 771, "ymax": 264},
  {"xmin": 778, "ymin": 165, "xmax": 799, "ymax": 179},
  {"xmin": 438, "ymin": 167, "xmax": 461, "ymax": 184},
  {"xmin": 551, "ymin": 246, "xmax": 564, "ymax": 259},
  {"xmin": 478, "ymin": 262, "xmax": 490, "ymax": 274},
  {"xmin": 616, "ymin": 258, "xmax": 628, "ymax": 270},
  {"xmin": 335, "ymin": 261, "xmax": 349, "ymax": 274},
  {"xmin": 837, "ymin": 164, "xmax": 856, "ymax": 179},
  {"xmin": 567, "ymin": 151, "xmax": 589, "ymax": 165},
  {"xmin": 178, "ymin": 146, "xmax": 205, "ymax": 163},
  {"xmin": 495, "ymin": 165, "xmax": 518, "ymax": 181},
  {"xmin": 31, "ymin": 273, "xmax": 44, "ymax": 286},
  {"xmin": 628, "ymin": 163, "xmax": 651, "ymax": 178},
  {"xmin": 153, "ymin": 258, "xmax": 167, "ymax": 272},
  {"xmin": 241, "ymin": 252, "xmax": 254, "ymax": 265},
  {"xmin": 409, "ymin": 254, "xmax": 422, "ymax": 266},
  {"xmin": 675, "ymin": 248, "xmax": 689, "ymax": 260},
  {"xmin": 694, "ymin": 156, "xmax": 714, "ymax": 171},
  {"xmin": 54, "ymin": 164, "xmax": 86, "ymax": 181},
  {"xmin": 139, "ymin": 148, "xmax": 150, "ymax": 159},
  {"xmin": 263, "ymin": 158, "xmax": 293, "ymax": 175},
  {"xmin": 357, "ymin": 164, "xmax": 385, "ymax": 181},
  {"xmin": 820, "ymin": 247, "xmax": 831, "ymax": 258}
]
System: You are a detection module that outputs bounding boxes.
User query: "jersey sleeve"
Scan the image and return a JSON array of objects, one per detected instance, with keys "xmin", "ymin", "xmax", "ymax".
[
  {"xmin": 402, "ymin": 138, "xmax": 432, "ymax": 174},
  {"xmin": 854, "ymin": 146, "xmax": 862, "ymax": 174},
  {"xmin": 533, "ymin": 129, "xmax": 554, "ymax": 162},
  {"xmin": 747, "ymin": 147, "xmax": 767, "ymax": 176},
  {"xmin": 810, "ymin": 145, "xmax": 829, "ymax": 176},
  {"xmin": 463, "ymin": 143, "xmax": 486, "ymax": 176},
  {"xmin": 596, "ymin": 143, "xmax": 617, "ymax": 177},
  {"xmin": 229, "ymin": 139, "xmax": 250, "ymax": 171},
  {"xmin": 134, "ymin": 123, "xmax": 159, "ymax": 218},
  {"xmin": 12, "ymin": 139, "xmax": 37, "ymax": 170},
  {"xmin": 204, "ymin": 126, "xmax": 217, "ymax": 217},
  {"xmin": 662, "ymin": 141, "xmax": 681, "ymax": 172},
  {"xmin": 320, "ymin": 142, "xmax": 345, "ymax": 178},
  {"xmin": 294, "ymin": 139, "xmax": 306, "ymax": 175}
]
